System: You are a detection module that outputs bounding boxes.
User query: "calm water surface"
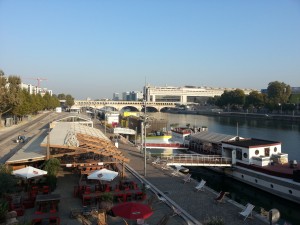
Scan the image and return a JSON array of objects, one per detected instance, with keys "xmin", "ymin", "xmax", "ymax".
[{"xmin": 148, "ymin": 112, "xmax": 300, "ymax": 225}]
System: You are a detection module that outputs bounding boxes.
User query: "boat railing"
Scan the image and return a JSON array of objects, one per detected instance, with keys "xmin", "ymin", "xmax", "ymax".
[{"xmin": 161, "ymin": 154, "xmax": 232, "ymax": 166}]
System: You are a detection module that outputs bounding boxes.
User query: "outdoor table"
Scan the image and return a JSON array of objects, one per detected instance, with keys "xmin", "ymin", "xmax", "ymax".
[
  {"xmin": 35, "ymin": 194, "xmax": 61, "ymax": 211},
  {"xmin": 36, "ymin": 194, "xmax": 60, "ymax": 203}
]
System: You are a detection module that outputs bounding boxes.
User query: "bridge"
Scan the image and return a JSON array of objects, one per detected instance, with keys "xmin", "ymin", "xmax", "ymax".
[
  {"xmin": 74, "ymin": 100, "xmax": 177, "ymax": 112},
  {"xmin": 160, "ymin": 154, "xmax": 233, "ymax": 167}
]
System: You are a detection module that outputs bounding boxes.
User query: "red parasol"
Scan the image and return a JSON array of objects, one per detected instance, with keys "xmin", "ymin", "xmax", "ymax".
[{"xmin": 111, "ymin": 202, "xmax": 153, "ymax": 220}]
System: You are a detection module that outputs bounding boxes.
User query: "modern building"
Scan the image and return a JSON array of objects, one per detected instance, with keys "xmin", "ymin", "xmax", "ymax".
[
  {"xmin": 113, "ymin": 93, "xmax": 120, "ymax": 101},
  {"xmin": 20, "ymin": 82, "xmax": 53, "ymax": 96},
  {"xmin": 144, "ymin": 85, "xmax": 257, "ymax": 104}
]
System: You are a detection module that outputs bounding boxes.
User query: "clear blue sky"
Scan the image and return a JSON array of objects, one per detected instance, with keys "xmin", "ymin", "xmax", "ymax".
[{"xmin": 1, "ymin": 0, "xmax": 299, "ymax": 100}]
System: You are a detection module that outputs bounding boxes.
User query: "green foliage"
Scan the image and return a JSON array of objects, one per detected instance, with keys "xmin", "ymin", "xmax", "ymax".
[
  {"xmin": 0, "ymin": 199, "xmax": 8, "ymax": 222},
  {"xmin": 0, "ymin": 165, "xmax": 17, "ymax": 197},
  {"xmin": 65, "ymin": 94, "xmax": 75, "ymax": 107},
  {"xmin": 0, "ymin": 164, "xmax": 12, "ymax": 174},
  {"xmin": 100, "ymin": 192, "xmax": 114, "ymax": 202},
  {"xmin": 267, "ymin": 81, "xmax": 291, "ymax": 104},
  {"xmin": 44, "ymin": 158, "xmax": 61, "ymax": 176},
  {"xmin": 0, "ymin": 73, "xmax": 22, "ymax": 124}
]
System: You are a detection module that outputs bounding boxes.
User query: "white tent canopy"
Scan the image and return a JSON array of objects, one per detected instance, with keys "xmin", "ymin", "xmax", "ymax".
[
  {"xmin": 87, "ymin": 168, "xmax": 118, "ymax": 182},
  {"xmin": 12, "ymin": 166, "xmax": 47, "ymax": 180}
]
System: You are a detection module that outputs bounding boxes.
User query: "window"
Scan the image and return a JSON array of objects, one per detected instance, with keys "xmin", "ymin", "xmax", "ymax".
[
  {"xmin": 243, "ymin": 153, "xmax": 248, "ymax": 159},
  {"xmin": 274, "ymin": 147, "xmax": 277, "ymax": 153},
  {"xmin": 265, "ymin": 148, "xmax": 270, "ymax": 157},
  {"xmin": 236, "ymin": 149, "xmax": 242, "ymax": 160},
  {"xmin": 255, "ymin": 150, "xmax": 259, "ymax": 155}
]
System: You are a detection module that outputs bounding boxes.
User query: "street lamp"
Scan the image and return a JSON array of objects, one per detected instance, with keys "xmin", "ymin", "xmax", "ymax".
[{"xmin": 143, "ymin": 100, "xmax": 147, "ymax": 177}]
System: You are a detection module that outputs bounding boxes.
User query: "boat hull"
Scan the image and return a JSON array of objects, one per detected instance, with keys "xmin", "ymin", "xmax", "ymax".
[{"xmin": 210, "ymin": 166, "xmax": 300, "ymax": 205}]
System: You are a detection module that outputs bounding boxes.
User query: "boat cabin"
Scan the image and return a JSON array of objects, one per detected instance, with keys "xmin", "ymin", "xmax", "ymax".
[{"xmin": 222, "ymin": 138, "xmax": 288, "ymax": 167}]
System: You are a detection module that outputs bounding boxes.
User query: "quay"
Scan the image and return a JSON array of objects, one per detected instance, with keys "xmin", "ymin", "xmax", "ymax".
[
  {"xmin": 115, "ymin": 137, "xmax": 270, "ymax": 225},
  {"xmin": 0, "ymin": 112, "xmax": 271, "ymax": 225}
]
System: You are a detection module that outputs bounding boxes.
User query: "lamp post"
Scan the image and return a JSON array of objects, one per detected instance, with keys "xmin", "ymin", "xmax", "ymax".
[{"xmin": 143, "ymin": 100, "xmax": 147, "ymax": 177}]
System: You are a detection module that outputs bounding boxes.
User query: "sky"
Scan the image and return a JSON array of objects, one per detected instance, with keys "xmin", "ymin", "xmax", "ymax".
[{"xmin": 0, "ymin": 0, "xmax": 300, "ymax": 100}]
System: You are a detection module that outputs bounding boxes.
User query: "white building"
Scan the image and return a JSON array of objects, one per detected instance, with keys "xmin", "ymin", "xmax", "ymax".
[{"xmin": 144, "ymin": 85, "xmax": 257, "ymax": 104}]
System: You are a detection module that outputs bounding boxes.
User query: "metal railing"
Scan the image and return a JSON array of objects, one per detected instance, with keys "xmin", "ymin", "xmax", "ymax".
[{"xmin": 161, "ymin": 154, "xmax": 232, "ymax": 167}]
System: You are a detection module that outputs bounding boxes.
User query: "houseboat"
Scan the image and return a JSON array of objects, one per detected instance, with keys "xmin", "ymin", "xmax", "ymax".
[{"xmin": 220, "ymin": 138, "xmax": 300, "ymax": 204}]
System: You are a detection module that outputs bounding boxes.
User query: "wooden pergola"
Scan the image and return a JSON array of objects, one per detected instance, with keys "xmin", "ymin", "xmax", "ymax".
[{"xmin": 41, "ymin": 133, "xmax": 129, "ymax": 177}]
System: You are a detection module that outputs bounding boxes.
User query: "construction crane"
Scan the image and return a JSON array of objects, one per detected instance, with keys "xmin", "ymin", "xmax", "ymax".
[{"xmin": 23, "ymin": 77, "xmax": 47, "ymax": 88}]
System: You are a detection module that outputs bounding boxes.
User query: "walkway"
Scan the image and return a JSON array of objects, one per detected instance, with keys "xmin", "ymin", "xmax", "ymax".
[{"xmin": 108, "ymin": 126, "xmax": 270, "ymax": 225}]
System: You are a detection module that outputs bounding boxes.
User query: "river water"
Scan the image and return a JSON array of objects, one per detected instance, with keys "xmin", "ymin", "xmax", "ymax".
[{"xmin": 147, "ymin": 112, "xmax": 300, "ymax": 225}]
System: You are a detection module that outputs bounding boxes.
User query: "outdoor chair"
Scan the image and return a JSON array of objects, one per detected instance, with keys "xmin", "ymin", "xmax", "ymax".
[
  {"xmin": 214, "ymin": 191, "xmax": 229, "ymax": 203},
  {"xmin": 183, "ymin": 174, "xmax": 192, "ymax": 184},
  {"xmin": 146, "ymin": 195, "xmax": 156, "ymax": 209},
  {"xmin": 170, "ymin": 205, "xmax": 182, "ymax": 217},
  {"xmin": 161, "ymin": 163, "xmax": 171, "ymax": 170},
  {"xmin": 137, "ymin": 219, "xmax": 149, "ymax": 225},
  {"xmin": 156, "ymin": 214, "xmax": 170, "ymax": 225},
  {"xmin": 239, "ymin": 203, "xmax": 255, "ymax": 221},
  {"xmin": 195, "ymin": 179, "xmax": 206, "ymax": 192},
  {"xmin": 171, "ymin": 168, "xmax": 180, "ymax": 177},
  {"xmin": 155, "ymin": 193, "xmax": 167, "ymax": 204},
  {"xmin": 152, "ymin": 157, "xmax": 161, "ymax": 165}
]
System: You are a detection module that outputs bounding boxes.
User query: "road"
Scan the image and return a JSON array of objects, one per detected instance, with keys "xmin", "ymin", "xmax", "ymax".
[{"xmin": 0, "ymin": 111, "xmax": 65, "ymax": 164}]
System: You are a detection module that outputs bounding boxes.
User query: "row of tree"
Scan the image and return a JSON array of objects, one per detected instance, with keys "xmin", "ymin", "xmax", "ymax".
[
  {"xmin": 0, "ymin": 70, "xmax": 75, "ymax": 127},
  {"xmin": 207, "ymin": 81, "xmax": 299, "ymax": 112}
]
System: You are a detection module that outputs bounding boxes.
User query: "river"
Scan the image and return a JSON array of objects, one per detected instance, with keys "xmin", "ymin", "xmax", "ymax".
[{"xmin": 147, "ymin": 112, "xmax": 300, "ymax": 225}]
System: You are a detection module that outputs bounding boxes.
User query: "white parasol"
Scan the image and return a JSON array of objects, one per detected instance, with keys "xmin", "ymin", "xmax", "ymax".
[
  {"xmin": 12, "ymin": 166, "xmax": 47, "ymax": 180},
  {"xmin": 87, "ymin": 168, "xmax": 118, "ymax": 182}
]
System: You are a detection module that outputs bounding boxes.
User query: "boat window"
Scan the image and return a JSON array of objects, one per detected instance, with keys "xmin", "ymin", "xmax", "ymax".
[
  {"xmin": 255, "ymin": 179, "xmax": 258, "ymax": 183},
  {"xmin": 265, "ymin": 148, "xmax": 270, "ymax": 156},
  {"xmin": 274, "ymin": 147, "xmax": 277, "ymax": 152},
  {"xmin": 255, "ymin": 150, "xmax": 259, "ymax": 155},
  {"xmin": 270, "ymin": 184, "xmax": 274, "ymax": 188},
  {"xmin": 289, "ymin": 190, "xmax": 292, "ymax": 194},
  {"xmin": 236, "ymin": 149, "xmax": 242, "ymax": 160},
  {"xmin": 243, "ymin": 153, "xmax": 248, "ymax": 159}
]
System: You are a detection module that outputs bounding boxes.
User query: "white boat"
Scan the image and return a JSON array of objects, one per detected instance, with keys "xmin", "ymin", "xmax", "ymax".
[
  {"xmin": 167, "ymin": 128, "xmax": 300, "ymax": 204},
  {"xmin": 219, "ymin": 138, "xmax": 300, "ymax": 204}
]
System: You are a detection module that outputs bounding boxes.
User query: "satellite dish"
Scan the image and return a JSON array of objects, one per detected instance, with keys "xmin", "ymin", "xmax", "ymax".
[{"xmin": 269, "ymin": 208, "xmax": 280, "ymax": 223}]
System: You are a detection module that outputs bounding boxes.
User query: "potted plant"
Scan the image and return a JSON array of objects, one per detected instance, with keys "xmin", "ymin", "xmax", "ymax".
[
  {"xmin": 44, "ymin": 158, "xmax": 60, "ymax": 191},
  {"xmin": 99, "ymin": 192, "xmax": 114, "ymax": 212},
  {"xmin": 0, "ymin": 199, "xmax": 8, "ymax": 224}
]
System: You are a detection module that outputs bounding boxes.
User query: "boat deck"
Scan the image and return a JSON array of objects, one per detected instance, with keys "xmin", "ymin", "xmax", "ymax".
[{"xmin": 238, "ymin": 162, "xmax": 298, "ymax": 179}]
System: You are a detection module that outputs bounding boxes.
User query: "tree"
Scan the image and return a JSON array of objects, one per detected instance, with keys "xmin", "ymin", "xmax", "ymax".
[
  {"xmin": 12, "ymin": 89, "xmax": 33, "ymax": 120},
  {"xmin": 0, "ymin": 71, "xmax": 22, "ymax": 127},
  {"xmin": 267, "ymin": 81, "xmax": 291, "ymax": 105},
  {"xmin": 57, "ymin": 93, "xmax": 66, "ymax": 100},
  {"xmin": 65, "ymin": 94, "xmax": 75, "ymax": 108},
  {"xmin": 245, "ymin": 91, "xmax": 265, "ymax": 111},
  {"xmin": 217, "ymin": 89, "xmax": 245, "ymax": 110}
]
